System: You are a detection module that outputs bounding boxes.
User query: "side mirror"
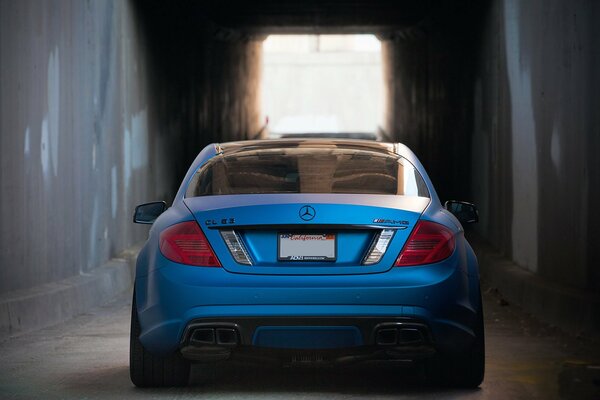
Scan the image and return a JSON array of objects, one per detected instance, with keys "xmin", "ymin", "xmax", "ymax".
[
  {"xmin": 444, "ymin": 200, "xmax": 479, "ymax": 225},
  {"xmin": 133, "ymin": 201, "xmax": 167, "ymax": 224}
]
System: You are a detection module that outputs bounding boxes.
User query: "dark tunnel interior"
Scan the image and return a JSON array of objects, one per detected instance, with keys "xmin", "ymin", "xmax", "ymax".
[
  {"xmin": 1, "ymin": 0, "xmax": 599, "ymax": 348},
  {"xmin": 134, "ymin": 0, "xmax": 484, "ymax": 202}
]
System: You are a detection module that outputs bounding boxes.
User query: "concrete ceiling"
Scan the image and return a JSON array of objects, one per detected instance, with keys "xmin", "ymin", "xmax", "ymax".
[
  {"xmin": 194, "ymin": 0, "xmax": 469, "ymax": 35},
  {"xmin": 137, "ymin": 1, "xmax": 476, "ymax": 42}
]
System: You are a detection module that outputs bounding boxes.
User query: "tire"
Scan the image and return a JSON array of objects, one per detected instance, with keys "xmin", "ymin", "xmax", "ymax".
[
  {"xmin": 425, "ymin": 296, "xmax": 485, "ymax": 388},
  {"xmin": 129, "ymin": 292, "xmax": 190, "ymax": 387}
]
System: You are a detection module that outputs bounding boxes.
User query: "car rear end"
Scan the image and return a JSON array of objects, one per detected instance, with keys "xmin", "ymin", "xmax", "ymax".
[{"xmin": 131, "ymin": 140, "xmax": 483, "ymax": 386}]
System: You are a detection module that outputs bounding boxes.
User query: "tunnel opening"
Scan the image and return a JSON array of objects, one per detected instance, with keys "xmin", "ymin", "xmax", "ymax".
[
  {"xmin": 132, "ymin": 0, "xmax": 482, "ymax": 202},
  {"xmin": 261, "ymin": 34, "xmax": 383, "ymax": 139}
]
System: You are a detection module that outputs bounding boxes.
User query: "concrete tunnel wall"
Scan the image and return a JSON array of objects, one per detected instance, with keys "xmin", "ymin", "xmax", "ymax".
[
  {"xmin": 0, "ymin": 0, "xmax": 164, "ymax": 295},
  {"xmin": 134, "ymin": 0, "xmax": 263, "ymax": 170},
  {"xmin": 471, "ymin": 0, "xmax": 600, "ymax": 334},
  {"xmin": 381, "ymin": 13, "xmax": 477, "ymax": 203},
  {"xmin": 0, "ymin": 0, "xmax": 261, "ymax": 336},
  {"xmin": 471, "ymin": 0, "xmax": 600, "ymax": 292},
  {"xmin": 382, "ymin": 0, "xmax": 600, "ymax": 332}
]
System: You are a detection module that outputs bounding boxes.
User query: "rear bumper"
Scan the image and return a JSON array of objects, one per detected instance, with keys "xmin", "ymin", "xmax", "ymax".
[
  {"xmin": 135, "ymin": 251, "xmax": 480, "ymax": 358},
  {"xmin": 178, "ymin": 317, "xmax": 436, "ymax": 364}
]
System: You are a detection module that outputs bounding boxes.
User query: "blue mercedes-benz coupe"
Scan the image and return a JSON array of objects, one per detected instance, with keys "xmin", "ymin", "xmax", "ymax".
[{"xmin": 130, "ymin": 139, "xmax": 484, "ymax": 388}]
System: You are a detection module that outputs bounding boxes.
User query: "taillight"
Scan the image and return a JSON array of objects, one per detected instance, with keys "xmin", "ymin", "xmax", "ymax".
[
  {"xmin": 159, "ymin": 221, "xmax": 221, "ymax": 267},
  {"xmin": 395, "ymin": 220, "xmax": 455, "ymax": 266},
  {"xmin": 363, "ymin": 229, "xmax": 395, "ymax": 265}
]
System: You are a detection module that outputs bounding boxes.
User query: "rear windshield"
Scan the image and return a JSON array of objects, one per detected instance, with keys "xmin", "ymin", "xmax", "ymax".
[{"xmin": 185, "ymin": 148, "xmax": 429, "ymax": 197}]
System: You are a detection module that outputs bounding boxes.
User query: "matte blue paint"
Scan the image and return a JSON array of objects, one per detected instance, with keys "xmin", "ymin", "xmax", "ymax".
[
  {"xmin": 134, "ymin": 140, "xmax": 482, "ymax": 356},
  {"xmin": 186, "ymin": 200, "xmax": 424, "ymax": 275}
]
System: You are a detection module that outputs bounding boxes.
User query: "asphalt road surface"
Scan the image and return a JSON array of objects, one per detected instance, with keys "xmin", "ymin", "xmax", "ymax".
[{"xmin": 0, "ymin": 286, "xmax": 599, "ymax": 399}]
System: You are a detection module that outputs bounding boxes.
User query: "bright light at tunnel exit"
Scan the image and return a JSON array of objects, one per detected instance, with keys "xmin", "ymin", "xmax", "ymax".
[{"xmin": 261, "ymin": 35, "xmax": 384, "ymax": 137}]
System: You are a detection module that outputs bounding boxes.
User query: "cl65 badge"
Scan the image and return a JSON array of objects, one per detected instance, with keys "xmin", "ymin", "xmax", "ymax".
[{"xmin": 205, "ymin": 218, "xmax": 235, "ymax": 226}]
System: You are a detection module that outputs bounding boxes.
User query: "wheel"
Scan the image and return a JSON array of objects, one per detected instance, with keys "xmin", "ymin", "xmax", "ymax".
[
  {"xmin": 425, "ymin": 295, "xmax": 485, "ymax": 388},
  {"xmin": 129, "ymin": 292, "xmax": 190, "ymax": 387}
]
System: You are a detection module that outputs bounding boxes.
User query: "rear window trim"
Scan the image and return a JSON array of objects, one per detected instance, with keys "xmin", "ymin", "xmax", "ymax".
[{"xmin": 184, "ymin": 148, "xmax": 430, "ymax": 199}]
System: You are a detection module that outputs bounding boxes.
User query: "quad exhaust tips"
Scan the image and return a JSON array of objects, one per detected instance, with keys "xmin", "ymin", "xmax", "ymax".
[
  {"xmin": 216, "ymin": 328, "xmax": 238, "ymax": 345},
  {"xmin": 182, "ymin": 325, "xmax": 240, "ymax": 361},
  {"xmin": 186, "ymin": 323, "xmax": 428, "ymax": 347},
  {"xmin": 190, "ymin": 327, "xmax": 239, "ymax": 347},
  {"xmin": 180, "ymin": 321, "xmax": 434, "ymax": 363},
  {"xmin": 375, "ymin": 324, "xmax": 425, "ymax": 346}
]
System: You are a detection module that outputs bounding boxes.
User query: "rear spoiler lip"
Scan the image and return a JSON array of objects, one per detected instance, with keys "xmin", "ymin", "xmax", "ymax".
[
  {"xmin": 205, "ymin": 223, "xmax": 409, "ymax": 231},
  {"xmin": 184, "ymin": 193, "xmax": 431, "ymax": 214}
]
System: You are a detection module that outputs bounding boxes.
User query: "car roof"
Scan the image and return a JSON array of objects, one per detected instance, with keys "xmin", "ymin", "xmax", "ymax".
[{"xmin": 173, "ymin": 138, "xmax": 439, "ymax": 204}]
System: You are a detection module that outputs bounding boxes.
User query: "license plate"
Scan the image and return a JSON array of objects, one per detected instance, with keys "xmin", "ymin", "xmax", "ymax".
[{"xmin": 278, "ymin": 233, "xmax": 336, "ymax": 261}]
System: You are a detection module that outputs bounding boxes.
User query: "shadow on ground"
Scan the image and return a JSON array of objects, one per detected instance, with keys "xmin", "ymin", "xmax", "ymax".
[{"xmin": 61, "ymin": 362, "xmax": 481, "ymax": 399}]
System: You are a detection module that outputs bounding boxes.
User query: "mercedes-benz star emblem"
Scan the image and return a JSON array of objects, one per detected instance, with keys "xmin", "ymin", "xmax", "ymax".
[{"xmin": 299, "ymin": 205, "xmax": 316, "ymax": 221}]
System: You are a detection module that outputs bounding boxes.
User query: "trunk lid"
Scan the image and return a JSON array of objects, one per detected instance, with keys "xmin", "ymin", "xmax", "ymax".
[{"xmin": 183, "ymin": 193, "xmax": 429, "ymax": 275}]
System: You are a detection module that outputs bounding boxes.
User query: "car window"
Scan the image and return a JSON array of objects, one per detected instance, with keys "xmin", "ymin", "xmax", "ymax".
[{"xmin": 185, "ymin": 148, "xmax": 429, "ymax": 197}]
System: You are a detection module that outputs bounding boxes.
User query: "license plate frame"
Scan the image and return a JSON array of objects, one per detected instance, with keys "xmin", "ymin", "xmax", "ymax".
[{"xmin": 278, "ymin": 232, "xmax": 337, "ymax": 262}]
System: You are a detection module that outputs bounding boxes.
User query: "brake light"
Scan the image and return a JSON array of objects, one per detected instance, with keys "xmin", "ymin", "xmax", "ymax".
[
  {"xmin": 159, "ymin": 221, "xmax": 221, "ymax": 267},
  {"xmin": 395, "ymin": 220, "xmax": 455, "ymax": 266}
]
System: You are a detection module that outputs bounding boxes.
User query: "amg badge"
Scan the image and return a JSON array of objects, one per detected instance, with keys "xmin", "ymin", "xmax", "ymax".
[{"xmin": 373, "ymin": 218, "xmax": 409, "ymax": 225}]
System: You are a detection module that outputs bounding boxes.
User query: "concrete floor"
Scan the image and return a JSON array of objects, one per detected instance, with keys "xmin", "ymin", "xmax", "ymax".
[{"xmin": 0, "ymin": 287, "xmax": 598, "ymax": 400}]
